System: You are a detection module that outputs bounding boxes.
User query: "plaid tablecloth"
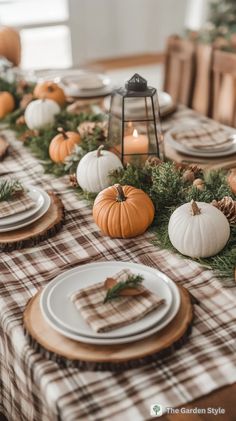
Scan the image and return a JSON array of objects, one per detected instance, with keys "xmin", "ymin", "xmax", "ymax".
[{"xmin": 0, "ymin": 107, "xmax": 236, "ymax": 421}]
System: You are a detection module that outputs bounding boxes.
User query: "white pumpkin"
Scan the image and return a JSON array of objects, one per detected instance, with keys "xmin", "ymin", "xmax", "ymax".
[
  {"xmin": 76, "ymin": 145, "xmax": 123, "ymax": 193},
  {"xmin": 24, "ymin": 99, "xmax": 60, "ymax": 130},
  {"xmin": 168, "ymin": 200, "xmax": 230, "ymax": 258}
]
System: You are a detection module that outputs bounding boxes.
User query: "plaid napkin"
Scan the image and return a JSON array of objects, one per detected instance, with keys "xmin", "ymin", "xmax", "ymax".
[
  {"xmin": 70, "ymin": 269, "xmax": 165, "ymax": 333},
  {"xmin": 0, "ymin": 193, "xmax": 35, "ymax": 218},
  {"xmin": 172, "ymin": 122, "xmax": 233, "ymax": 150}
]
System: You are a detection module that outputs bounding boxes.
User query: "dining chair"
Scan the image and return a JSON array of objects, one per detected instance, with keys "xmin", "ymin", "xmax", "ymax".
[
  {"xmin": 191, "ymin": 43, "xmax": 213, "ymax": 117},
  {"xmin": 212, "ymin": 49, "xmax": 236, "ymax": 127},
  {"xmin": 163, "ymin": 35, "xmax": 195, "ymax": 106}
]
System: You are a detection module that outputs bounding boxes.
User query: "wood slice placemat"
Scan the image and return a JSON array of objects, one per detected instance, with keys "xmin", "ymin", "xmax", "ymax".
[
  {"xmin": 0, "ymin": 192, "xmax": 65, "ymax": 251},
  {"xmin": 0, "ymin": 135, "xmax": 9, "ymax": 161},
  {"xmin": 23, "ymin": 285, "xmax": 193, "ymax": 371}
]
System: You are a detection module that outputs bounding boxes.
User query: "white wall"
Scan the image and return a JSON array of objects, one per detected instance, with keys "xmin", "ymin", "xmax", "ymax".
[
  {"xmin": 68, "ymin": 0, "xmax": 188, "ymax": 65},
  {"xmin": 185, "ymin": 0, "xmax": 209, "ymax": 31}
]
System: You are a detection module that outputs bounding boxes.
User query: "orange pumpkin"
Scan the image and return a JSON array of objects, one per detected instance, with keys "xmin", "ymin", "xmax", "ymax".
[
  {"xmin": 93, "ymin": 184, "xmax": 155, "ymax": 238},
  {"xmin": 49, "ymin": 128, "xmax": 81, "ymax": 163},
  {"xmin": 0, "ymin": 92, "xmax": 15, "ymax": 118},
  {"xmin": 228, "ymin": 169, "xmax": 236, "ymax": 194},
  {"xmin": 34, "ymin": 82, "xmax": 66, "ymax": 106},
  {"xmin": 0, "ymin": 27, "xmax": 21, "ymax": 65}
]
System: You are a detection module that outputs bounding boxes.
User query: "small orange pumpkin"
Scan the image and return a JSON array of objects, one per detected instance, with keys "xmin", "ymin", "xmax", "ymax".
[
  {"xmin": 0, "ymin": 92, "xmax": 15, "ymax": 118},
  {"xmin": 228, "ymin": 169, "xmax": 236, "ymax": 195},
  {"xmin": 93, "ymin": 184, "xmax": 155, "ymax": 238},
  {"xmin": 34, "ymin": 82, "xmax": 66, "ymax": 106},
  {"xmin": 49, "ymin": 127, "xmax": 81, "ymax": 163},
  {"xmin": 0, "ymin": 27, "xmax": 21, "ymax": 65}
]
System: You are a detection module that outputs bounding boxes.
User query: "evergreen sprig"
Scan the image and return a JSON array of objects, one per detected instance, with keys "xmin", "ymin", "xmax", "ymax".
[
  {"xmin": 0, "ymin": 179, "xmax": 24, "ymax": 201},
  {"xmin": 104, "ymin": 274, "xmax": 144, "ymax": 303},
  {"xmin": 109, "ymin": 162, "xmax": 236, "ymax": 282},
  {"xmin": 21, "ymin": 111, "xmax": 105, "ymax": 176}
]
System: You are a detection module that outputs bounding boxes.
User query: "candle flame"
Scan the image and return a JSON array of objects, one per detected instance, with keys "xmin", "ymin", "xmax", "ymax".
[{"xmin": 133, "ymin": 129, "xmax": 138, "ymax": 138}]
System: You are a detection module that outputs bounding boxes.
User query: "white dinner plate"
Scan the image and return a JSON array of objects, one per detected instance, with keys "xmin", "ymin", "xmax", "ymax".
[
  {"xmin": 0, "ymin": 188, "xmax": 50, "ymax": 232},
  {"xmin": 40, "ymin": 262, "xmax": 181, "ymax": 345},
  {"xmin": 165, "ymin": 124, "xmax": 236, "ymax": 158},
  {"xmin": 0, "ymin": 185, "xmax": 45, "ymax": 225},
  {"xmin": 46, "ymin": 262, "xmax": 173, "ymax": 339}
]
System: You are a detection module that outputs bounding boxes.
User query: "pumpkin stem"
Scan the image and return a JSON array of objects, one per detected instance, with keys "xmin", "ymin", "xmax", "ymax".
[
  {"xmin": 115, "ymin": 184, "xmax": 126, "ymax": 202},
  {"xmin": 97, "ymin": 145, "xmax": 104, "ymax": 157},
  {"xmin": 57, "ymin": 127, "xmax": 68, "ymax": 139},
  {"xmin": 47, "ymin": 83, "xmax": 54, "ymax": 93},
  {"xmin": 191, "ymin": 199, "xmax": 201, "ymax": 215}
]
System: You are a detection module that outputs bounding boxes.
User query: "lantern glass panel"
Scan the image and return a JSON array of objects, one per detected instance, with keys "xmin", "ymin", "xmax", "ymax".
[
  {"xmin": 108, "ymin": 93, "xmax": 123, "ymax": 155},
  {"xmin": 152, "ymin": 92, "xmax": 164, "ymax": 157},
  {"xmin": 108, "ymin": 74, "xmax": 163, "ymax": 165},
  {"xmin": 123, "ymin": 96, "xmax": 153, "ymax": 121}
]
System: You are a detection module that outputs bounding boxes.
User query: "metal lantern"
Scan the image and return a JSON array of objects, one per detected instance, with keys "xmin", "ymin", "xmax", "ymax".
[{"xmin": 108, "ymin": 73, "xmax": 163, "ymax": 166}]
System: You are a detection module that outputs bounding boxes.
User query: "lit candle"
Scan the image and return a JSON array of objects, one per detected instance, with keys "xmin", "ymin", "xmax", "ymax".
[{"xmin": 123, "ymin": 129, "xmax": 148, "ymax": 163}]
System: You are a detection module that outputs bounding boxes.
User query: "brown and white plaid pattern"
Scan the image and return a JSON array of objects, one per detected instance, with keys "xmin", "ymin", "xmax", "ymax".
[
  {"xmin": 0, "ymin": 191, "xmax": 35, "ymax": 218},
  {"xmin": 70, "ymin": 268, "xmax": 165, "ymax": 332},
  {"xmin": 0, "ymin": 108, "xmax": 236, "ymax": 421},
  {"xmin": 172, "ymin": 122, "xmax": 233, "ymax": 150}
]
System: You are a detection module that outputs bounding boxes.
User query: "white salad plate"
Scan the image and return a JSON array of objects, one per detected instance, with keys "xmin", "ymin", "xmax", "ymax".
[
  {"xmin": 64, "ymin": 85, "xmax": 114, "ymax": 98},
  {"xmin": 62, "ymin": 73, "xmax": 111, "ymax": 91},
  {"xmin": 0, "ymin": 188, "xmax": 50, "ymax": 232},
  {"xmin": 40, "ymin": 261, "xmax": 181, "ymax": 345},
  {"xmin": 61, "ymin": 73, "xmax": 113, "ymax": 98},
  {"xmin": 165, "ymin": 124, "xmax": 236, "ymax": 158},
  {"xmin": 0, "ymin": 185, "xmax": 45, "ymax": 225}
]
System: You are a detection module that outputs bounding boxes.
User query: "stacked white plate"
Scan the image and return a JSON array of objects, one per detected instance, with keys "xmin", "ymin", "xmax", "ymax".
[
  {"xmin": 103, "ymin": 91, "xmax": 175, "ymax": 118},
  {"xmin": 0, "ymin": 185, "xmax": 50, "ymax": 233},
  {"xmin": 165, "ymin": 123, "xmax": 236, "ymax": 158},
  {"xmin": 40, "ymin": 261, "xmax": 181, "ymax": 345},
  {"xmin": 61, "ymin": 72, "xmax": 113, "ymax": 98}
]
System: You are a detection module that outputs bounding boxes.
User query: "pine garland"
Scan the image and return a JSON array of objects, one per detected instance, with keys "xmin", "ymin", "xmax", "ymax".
[
  {"xmin": 1, "ymin": 77, "xmax": 235, "ymax": 282},
  {"xmin": 109, "ymin": 163, "xmax": 236, "ymax": 282}
]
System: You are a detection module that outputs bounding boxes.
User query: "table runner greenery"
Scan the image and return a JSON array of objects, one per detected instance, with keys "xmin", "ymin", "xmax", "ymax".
[{"xmin": 0, "ymin": 77, "xmax": 235, "ymax": 281}]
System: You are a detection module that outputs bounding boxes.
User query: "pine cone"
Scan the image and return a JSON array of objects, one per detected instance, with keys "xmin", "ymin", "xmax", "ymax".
[
  {"xmin": 174, "ymin": 162, "xmax": 202, "ymax": 178},
  {"xmin": 69, "ymin": 173, "xmax": 78, "ymax": 188},
  {"xmin": 188, "ymin": 164, "xmax": 203, "ymax": 178},
  {"xmin": 16, "ymin": 80, "xmax": 29, "ymax": 95},
  {"xmin": 19, "ymin": 129, "xmax": 39, "ymax": 143},
  {"xmin": 193, "ymin": 178, "xmax": 205, "ymax": 191},
  {"xmin": 211, "ymin": 196, "xmax": 236, "ymax": 224},
  {"xmin": 20, "ymin": 93, "xmax": 33, "ymax": 110},
  {"xmin": 182, "ymin": 169, "xmax": 195, "ymax": 182},
  {"xmin": 145, "ymin": 156, "xmax": 162, "ymax": 167},
  {"xmin": 77, "ymin": 121, "xmax": 96, "ymax": 137},
  {"xmin": 16, "ymin": 115, "xmax": 26, "ymax": 126}
]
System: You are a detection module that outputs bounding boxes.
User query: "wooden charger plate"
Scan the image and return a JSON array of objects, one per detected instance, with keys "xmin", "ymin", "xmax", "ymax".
[
  {"xmin": 0, "ymin": 135, "xmax": 9, "ymax": 160},
  {"xmin": 23, "ymin": 285, "xmax": 193, "ymax": 368},
  {"xmin": 0, "ymin": 192, "xmax": 65, "ymax": 251}
]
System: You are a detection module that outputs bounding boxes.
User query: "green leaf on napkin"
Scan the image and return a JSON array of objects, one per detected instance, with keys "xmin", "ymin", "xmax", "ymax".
[
  {"xmin": 0, "ymin": 179, "xmax": 24, "ymax": 202},
  {"xmin": 104, "ymin": 274, "xmax": 144, "ymax": 303}
]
